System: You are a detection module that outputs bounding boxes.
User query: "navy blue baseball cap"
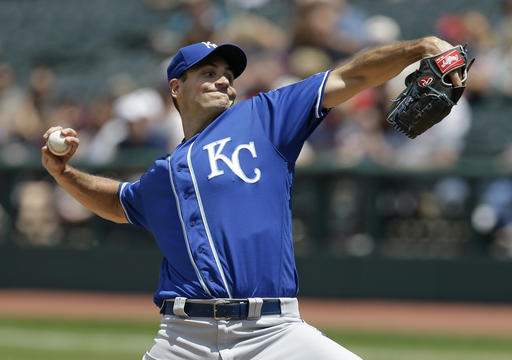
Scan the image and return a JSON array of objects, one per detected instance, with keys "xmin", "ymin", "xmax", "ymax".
[{"xmin": 167, "ymin": 42, "xmax": 247, "ymax": 81}]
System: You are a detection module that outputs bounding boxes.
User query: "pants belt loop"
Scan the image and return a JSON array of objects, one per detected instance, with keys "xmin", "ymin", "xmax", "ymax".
[
  {"xmin": 247, "ymin": 297, "xmax": 264, "ymax": 319},
  {"xmin": 279, "ymin": 298, "xmax": 299, "ymax": 318},
  {"xmin": 173, "ymin": 297, "xmax": 189, "ymax": 318}
]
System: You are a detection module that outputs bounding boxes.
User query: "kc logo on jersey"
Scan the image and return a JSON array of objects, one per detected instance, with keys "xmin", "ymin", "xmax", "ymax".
[{"xmin": 203, "ymin": 137, "xmax": 261, "ymax": 183}]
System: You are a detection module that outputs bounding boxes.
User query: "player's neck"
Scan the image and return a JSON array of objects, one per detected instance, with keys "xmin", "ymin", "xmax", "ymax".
[{"xmin": 180, "ymin": 108, "xmax": 224, "ymax": 140}]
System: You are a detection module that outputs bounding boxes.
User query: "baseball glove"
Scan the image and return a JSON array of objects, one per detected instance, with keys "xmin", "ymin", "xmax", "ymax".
[{"xmin": 387, "ymin": 45, "xmax": 474, "ymax": 139}]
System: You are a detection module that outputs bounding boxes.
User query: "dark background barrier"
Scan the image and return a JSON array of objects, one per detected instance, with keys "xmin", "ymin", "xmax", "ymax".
[{"xmin": 2, "ymin": 244, "xmax": 512, "ymax": 302}]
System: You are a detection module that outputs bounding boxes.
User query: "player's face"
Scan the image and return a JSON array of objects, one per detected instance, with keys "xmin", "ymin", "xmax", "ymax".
[{"xmin": 177, "ymin": 57, "xmax": 237, "ymax": 118}]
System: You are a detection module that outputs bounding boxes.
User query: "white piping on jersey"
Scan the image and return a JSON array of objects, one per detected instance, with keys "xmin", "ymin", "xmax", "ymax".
[
  {"xmin": 119, "ymin": 182, "xmax": 134, "ymax": 224},
  {"xmin": 315, "ymin": 71, "xmax": 331, "ymax": 119},
  {"xmin": 168, "ymin": 155, "xmax": 212, "ymax": 297},
  {"xmin": 187, "ymin": 141, "xmax": 233, "ymax": 299}
]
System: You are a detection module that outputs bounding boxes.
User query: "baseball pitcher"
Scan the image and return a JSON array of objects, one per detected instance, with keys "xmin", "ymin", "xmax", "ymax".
[{"xmin": 42, "ymin": 36, "xmax": 469, "ymax": 359}]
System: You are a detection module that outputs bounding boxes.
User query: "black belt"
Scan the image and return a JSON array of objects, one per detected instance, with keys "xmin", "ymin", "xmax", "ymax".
[{"xmin": 160, "ymin": 299, "xmax": 281, "ymax": 320}]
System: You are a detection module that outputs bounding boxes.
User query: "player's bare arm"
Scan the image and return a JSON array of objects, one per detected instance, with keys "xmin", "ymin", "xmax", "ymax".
[
  {"xmin": 323, "ymin": 36, "xmax": 462, "ymax": 108},
  {"xmin": 41, "ymin": 126, "xmax": 128, "ymax": 224}
]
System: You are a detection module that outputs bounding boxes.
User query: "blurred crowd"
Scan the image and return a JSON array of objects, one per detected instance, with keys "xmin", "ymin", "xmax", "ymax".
[
  {"xmin": 2, "ymin": 0, "xmax": 512, "ymax": 257},
  {"xmin": 3, "ymin": 0, "xmax": 512, "ymax": 167},
  {"xmin": 2, "ymin": 0, "xmax": 512, "ymax": 167}
]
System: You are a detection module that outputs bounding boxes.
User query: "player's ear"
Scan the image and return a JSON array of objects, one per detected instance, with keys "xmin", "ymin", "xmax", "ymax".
[{"xmin": 169, "ymin": 79, "xmax": 180, "ymax": 101}]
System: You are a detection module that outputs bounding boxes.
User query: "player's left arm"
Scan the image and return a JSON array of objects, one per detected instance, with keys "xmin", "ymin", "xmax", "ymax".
[{"xmin": 322, "ymin": 36, "xmax": 462, "ymax": 108}]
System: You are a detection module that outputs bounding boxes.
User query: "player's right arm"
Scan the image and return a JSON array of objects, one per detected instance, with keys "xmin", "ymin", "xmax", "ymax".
[{"xmin": 41, "ymin": 126, "xmax": 128, "ymax": 224}]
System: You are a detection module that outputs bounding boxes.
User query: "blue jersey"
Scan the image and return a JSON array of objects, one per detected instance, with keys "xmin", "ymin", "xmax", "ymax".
[{"xmin": 119, "ymin": 71, "xmax": 331, "ymax": 306}]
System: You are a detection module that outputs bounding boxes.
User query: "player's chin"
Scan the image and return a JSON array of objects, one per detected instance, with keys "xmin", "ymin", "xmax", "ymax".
[{"xmin": 206, "ymin": 99, "xmax": 231, "ymax": 113}]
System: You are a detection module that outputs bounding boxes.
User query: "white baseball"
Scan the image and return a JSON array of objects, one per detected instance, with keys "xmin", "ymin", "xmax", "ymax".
[{"xmin": 47, "ymin": 130, "xmax": 71, "ymax": 156}]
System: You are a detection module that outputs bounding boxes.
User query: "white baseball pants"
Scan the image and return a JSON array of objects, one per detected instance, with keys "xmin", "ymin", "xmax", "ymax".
[{"xmin": 142, "ymin": 298, "xmax": 363, "ymax": 360}]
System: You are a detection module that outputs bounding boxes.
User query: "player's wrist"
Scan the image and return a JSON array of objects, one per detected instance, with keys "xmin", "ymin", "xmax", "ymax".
[
  {"xmin": 420, "ymin": 36, "xmax": 454, "ymax": 58},
  {"xmin": 51, "ymin": 163, "xmax": 72, "ymax": 181}
]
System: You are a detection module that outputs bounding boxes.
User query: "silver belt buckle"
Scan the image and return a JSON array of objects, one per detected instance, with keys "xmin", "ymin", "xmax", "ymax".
[{"xmin": 213, "ymin": 299, "xmax": 231, "ymax": 320}]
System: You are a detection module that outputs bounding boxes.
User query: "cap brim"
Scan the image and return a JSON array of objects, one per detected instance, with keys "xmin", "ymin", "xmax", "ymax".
[{"xmin": 201, "ymin": 44, "xmax": 247, "ymax": 79}]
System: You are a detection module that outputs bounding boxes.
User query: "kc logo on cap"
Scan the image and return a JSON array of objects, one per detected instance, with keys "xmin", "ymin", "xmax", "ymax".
[
  {"xmin": 202, "ymin": 41, "xmax": 218, "ymax": 49},
  {"xmin": 167, "ymin": 42, "xmax": 247, "ymax": 81}
]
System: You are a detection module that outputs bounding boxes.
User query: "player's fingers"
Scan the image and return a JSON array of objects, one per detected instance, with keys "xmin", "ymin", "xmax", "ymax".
[
  {"xmin": 61, "ymin": 128, "xmax": 78, "ymax": 137},
  {"xmin": 64, "ymin": 140, "xmax": 79, "ymax": 159},
  {"xmin": 64, "ymin": 136, "xmax": 79, "ymax": 145},
  {"xmin": 41, "ymin": 145, "xmax": 54, "ymax": 155},
  {"xmin": 449, "ymin": 70, "xmax": 463, "ymax": 87},
  {"xmin": 64, "ymin": 137, "xmax": 79, "ymax": 158},
  {"xmin": 43, "ymin": 126, "xmax": 62, "ymax": 139},
  {"xmin": 41, "ymin": 146, "xmax": 57, "ymax": 162},
  {"xmin": 43, "ymin": 126, "xmax": 63, "ymax": 139},
  {"xmin": 65, "ymin": 137, "xmax": 80, "ymax": 148}
]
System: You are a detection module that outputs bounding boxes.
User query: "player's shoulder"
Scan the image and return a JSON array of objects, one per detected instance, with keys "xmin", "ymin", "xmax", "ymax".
[
  {"xmin": 154, "ymin": 154, "xmax": 170, "ymax": 167},
  {"xmin": 251, "ymin": 71, "xmax": 329, "ymax": 102},
  {"xmin": 141, "ymin": 155, "xmax": 170, "ymax": 180}
]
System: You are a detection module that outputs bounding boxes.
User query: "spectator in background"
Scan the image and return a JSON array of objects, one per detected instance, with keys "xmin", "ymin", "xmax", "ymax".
[
  {"xmin": 291, "ymin": 0, "xmax": 362, "ymax": 61},
  {"xmin": 336, "ymin": 0, "xmax": 369, "ymax": 44},
  {"xmin": 215, "ymin": 13, "xmax": 287, "ymax": 54},
  {"xmin": 77, "ymin": 96, "xmax": 116, "ymax": 153},
  {"xmin": 0, "ymin": 64, "xmax": 55, "ymax": 164},
  {"xmin": 178, "ymin": 0, "xmax": 224, "ymax": 45},
  {"xmin": 0, "ymin": 64, "xmax": 26, "ymax": 146},
  {"xmin": 287, "ymin": 46, "xmax": 332, "ymax": 80},
  {"xmin": 28, "ymin": 66, "xmax": 55, "ymax": 121},
  {"xmin": 14, "ymin": 181, "xmax": 61, "ymax": 247},
  {"xmin": 85, "ymin": 88, "xmax": 169, "ymax": 164},
  {"xmin": 148, "ymin": 0, "xmax": 230, "ymax": 55},
  {"xmin": 364, "ymin": 15, "xmax": 401, "ymax": 46},
  {"xmin": 487, "ymin": 0, "xmax": 512, "ymax": 98},
  {"xmin": 461, "ymin": 11, "xmax": 496, "ymax": 102},
  {"xmin": 472, "ymin": 110, "xmax": 512, "ymax": 259},
  {"xmin": 496, "ymin": 0, "xmax": 512, "ymax": 49},
  {"xmin": 334, "ymin": 88, "xmax": 396, "ymax": 166},
  {"xmin": 236, "ymin": 53, "xmax": 285, "ymax": 98},
  {"xmin": 21, "ymin": 65, "xmax": 57, "ymax": 146},
  {"xmin": 214, "ymin": 12, "xmax": 288, "ymax": 97},
  {"xmin": 472, "ymin": 179, "xmax": 512, "ymax": 259}
]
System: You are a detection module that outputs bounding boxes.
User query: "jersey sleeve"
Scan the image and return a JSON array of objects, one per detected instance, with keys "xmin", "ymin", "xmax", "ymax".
[
  {"xmin": 252, "ymin": 71, "xmax": 331, "ymax": 163},
  {"xmin": 118, "ymin": 179, "xmax": 149, "ymax": 229}
]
